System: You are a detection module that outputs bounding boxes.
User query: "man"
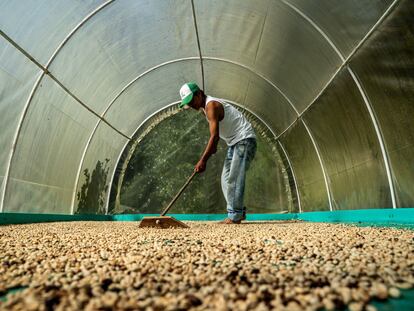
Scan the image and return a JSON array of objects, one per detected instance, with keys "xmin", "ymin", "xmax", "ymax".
[{"xmin": 179, "ymin": 82, "xmax": 257, "ymax": 224}]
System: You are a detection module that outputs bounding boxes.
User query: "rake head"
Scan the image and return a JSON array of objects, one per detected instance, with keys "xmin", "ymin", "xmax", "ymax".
[{"xmin": 138, "ymin": 216, "xmax": 189, "ymax": 228}]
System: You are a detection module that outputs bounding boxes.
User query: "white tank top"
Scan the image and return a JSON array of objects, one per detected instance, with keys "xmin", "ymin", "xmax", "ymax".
[{"xmin": 204, "ymin": 96, "xmax": 256, "ymax": 146}]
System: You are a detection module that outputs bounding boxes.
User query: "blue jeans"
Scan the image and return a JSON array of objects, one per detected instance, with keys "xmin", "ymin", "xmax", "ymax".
[{"xmin": 221, "ymin": 138, "xmax": 257, "ymax": 221}]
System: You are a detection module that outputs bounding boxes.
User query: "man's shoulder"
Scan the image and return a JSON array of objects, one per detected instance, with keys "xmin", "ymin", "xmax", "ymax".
[{"xmin": 206, "ymin": 98, "xmax": 224, "ymax": 110}]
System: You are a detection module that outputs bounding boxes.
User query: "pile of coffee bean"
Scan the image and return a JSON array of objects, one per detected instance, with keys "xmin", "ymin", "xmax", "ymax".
[{"xmin": 0, "ymin": 221, "xmax": 413, "ymax": 310}]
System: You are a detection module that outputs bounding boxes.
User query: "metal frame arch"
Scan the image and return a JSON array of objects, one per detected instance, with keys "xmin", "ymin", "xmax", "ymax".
[
  {"xmin": 190, "ymin": 0, "xmax": 205, "ymax": 90},
  {"xmin": 75, "ymin": 55, "xmax": 299, "ymax": 139},
  {"xmin": 0, "ymin": 0, "xmax": 399, "ymax": 214},
  {"xmin": 73, "ymin": 55, "xmax": 301, "ymax": 213},
  {"xmin": 347, "ymin": 68, "xmax": 397, "ymax": 208},
  {"xmin": 80, "ymin": 55, "xmax": 328, "ymax": 215},
  {"xmin": 280, "ymin": 0, "xmax": 397, "ymax": 208},
  {"xmin": 277, "ymin": 141, "xmax": 302, "ymax": 213},
  {"xmin": 0, "ymin": 0, "xmax": 116, "ymax": 212},
  {"xmin": 104, "ymin": 98, "xmax": 297, "ymax": 215},
  {"xmin": 301, "ymin": 120, "xmax": 334, "ymax": 211}
]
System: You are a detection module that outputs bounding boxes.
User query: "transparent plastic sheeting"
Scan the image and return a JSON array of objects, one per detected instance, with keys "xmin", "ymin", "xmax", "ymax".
[
  {"xmin": 302, "ymin": 68, "xmax": 391, "ymax": 210},
  {"xmin": 195, "ymin": 0, "xmax": 341, "ymax": 112},
  {"xmin": 287, "ymin": 0, "xmax": 393, "ymax": 56},
  {"xmin": 0, "ymin": 39, "xmax": 40, "ymax": 186},
  {"xmin": 203, "ymin": 59, "xmax": 297, "ymax": 134},
  {"xmin": 104, "ymin": 60, "xmax": 202, "ymax": 137},
  {"xmin": 280, "ymin": 121, "xmax": 329, "ymax": 212},
  {"xmin": 47, "ymin": 0, "xmax": 199, "ymax": 115},
  {"xmin": 0, "ymin": 0, "xmax": 107, "ymax": 65},
  {"xmin": 0, "ymin": 0, "xmax": 413, "ymax": 214},
  {"xmin": 75, "ymin": 122, "xmax": 128, "ymax": 214},
  {"xmin": 5, "ymin": 75, "xmax": 98, "ymax": 213}
]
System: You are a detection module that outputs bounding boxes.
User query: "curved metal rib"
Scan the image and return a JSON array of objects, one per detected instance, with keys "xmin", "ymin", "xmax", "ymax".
[
  {"xmin": 104, "ymin": 101, "xmax": 180, "ymax": 214},
  {"xmin": 301, "ymin": 120, "xmax": 334, "ymax": 211},
  {"xmin": 347, "ymin": 68, "xmax": 397, "ymax": 208},
  {"xmin": 203, "ymin": 57, "xmax": 300, "ymax": 115},
  {"xmin": 226, "ymin": 100, "xmax": 299, "ymax": 213},
  {"xmin": 277, "ymin": 141, "xmax": 302, "ymax": 213},
  {"xmin": 190, "ymin": 0, "xmax": 205, "ymax": 90}
]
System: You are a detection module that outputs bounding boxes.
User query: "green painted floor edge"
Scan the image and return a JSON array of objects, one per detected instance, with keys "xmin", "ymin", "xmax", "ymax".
[
  {"xmin": 298, "ymin": 208, "xmax": 414, "ymax": 224},
  {"xmin": 369, "ymin": 288, "xmax": 414, "ymax": 311},
  {"xmin": 113, "ymin": 213, "xmax": 296, "ymax": 221},
  {"xmin": 1, "ymin": 208, "xmax": 413, "ymax": 229},
  {"xmin": 0, "ymin": 286, "xmax": 28, "ymax": 302},
  {"xmin": 0, "ymin": 213, "xmax": 111, "ymax": 224}
]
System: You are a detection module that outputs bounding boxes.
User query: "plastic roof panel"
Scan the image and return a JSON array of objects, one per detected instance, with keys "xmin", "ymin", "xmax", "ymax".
[
  {"xmin": 0, "ymin": 0, "xmax": 106, "ymax": 65},
  {"xmin": 0, "ymin": 39, "xmax": 40, "ymax": 179},
  {"xmin": 104, "ymin": 59, "xmax": 202, "ymax": 137},
  {"xmin": 203, "ymin": 59, "xmax": 297, "ymax": 135},
  {"xmin": 303, "ymin": 68, "xmax": 391, "ymax": 210},
  {"xmin": 4, "ymin": 76, "xmax": 98, "ymax": 213},
  {"xmin": 254, "ymin": 1, "xmax": 342, "ymax": 112},
  {"xmin": 286, "ymin": 0, "xmax": 393, "ymax": 57},
  {"xmin": 280, "ymin": 122, "xmax": 329, "ymax": 212},
  {"xmin": 194, "ymin": 0, "xmax": 268, "ymax": 66},
  {"xmin": 5, "ymin": 176, "xmax": 73, "ymax": 214},
  {"xmin": 75, "ymin": 122, "xmax": 128, "ymax": 214},
  {"xmin": 48, "ymin": 0, "xmax": 199, "ymax": 115},
  {"xmin": 196, "ymin": 0, "xmax": 342, "ymax": 112}
]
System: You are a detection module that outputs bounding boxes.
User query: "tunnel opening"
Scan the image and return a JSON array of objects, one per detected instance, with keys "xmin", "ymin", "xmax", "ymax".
[{"xmin": 108, "ymin": 102, "xmax": 300, "ymax": 215}]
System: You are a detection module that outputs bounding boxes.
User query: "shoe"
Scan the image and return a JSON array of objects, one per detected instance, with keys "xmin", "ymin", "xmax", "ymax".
[{"xmin": 218, "ymin": 218, "xmax": 241, "ymax": 224}]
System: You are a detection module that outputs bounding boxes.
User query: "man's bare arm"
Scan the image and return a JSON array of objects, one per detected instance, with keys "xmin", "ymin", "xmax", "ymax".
[{"xmin": 194, "ymin": 102, "xmax": 221, "ymax": 172}]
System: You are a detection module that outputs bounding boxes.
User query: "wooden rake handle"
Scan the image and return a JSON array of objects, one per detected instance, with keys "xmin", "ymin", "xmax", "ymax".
[{"xmin": 160, "ymin": 171, "xmax": 197, "ymax": 216}]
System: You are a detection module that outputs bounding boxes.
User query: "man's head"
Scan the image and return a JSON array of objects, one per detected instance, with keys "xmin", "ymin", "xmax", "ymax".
[{"xmin": 179, "ymin": 82, "xmax": 204, "ymax": 110}]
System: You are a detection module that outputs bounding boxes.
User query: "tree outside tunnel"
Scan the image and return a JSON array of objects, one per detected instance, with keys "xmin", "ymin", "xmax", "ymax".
[{"xmin": 76, "ymin": 158, "xmax": 111, "ymax": 214}]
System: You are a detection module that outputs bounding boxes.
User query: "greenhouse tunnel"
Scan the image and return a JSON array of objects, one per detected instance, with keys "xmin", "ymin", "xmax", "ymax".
[
  {"xmin": 1, "ymin": 0, "xmax": 414, "ymax": 217},
  {"xmin": 0, "ymin": 0, "xmax": 414, "ymax": 310}
]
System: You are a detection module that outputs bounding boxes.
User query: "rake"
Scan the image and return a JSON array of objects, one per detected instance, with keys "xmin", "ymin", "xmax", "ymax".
[{"xmin": 138, "ymin": 171, "xmax": 197, "ymax": 228}]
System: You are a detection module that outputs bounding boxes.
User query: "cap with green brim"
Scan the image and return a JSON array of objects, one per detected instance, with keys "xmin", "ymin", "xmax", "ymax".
[{"xmin": 179, "ymin": 82, "xmax": 200, "ymax": 108}]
